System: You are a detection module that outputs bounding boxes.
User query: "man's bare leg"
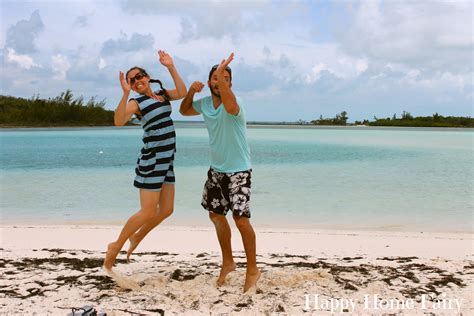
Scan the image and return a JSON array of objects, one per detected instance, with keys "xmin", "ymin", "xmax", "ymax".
[
  {"xmin": 233, "ymin": 215, "xmax": 261, "ymax": 293},
  {"xmin": 209, "ymin": 212, "xmax": 236, "ymax": 286}
]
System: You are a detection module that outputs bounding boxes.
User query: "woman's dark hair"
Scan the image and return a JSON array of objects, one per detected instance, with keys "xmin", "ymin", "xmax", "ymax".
[{"xmin": 126, "ymin": 66, "xmax": 170, "ymax": 100}]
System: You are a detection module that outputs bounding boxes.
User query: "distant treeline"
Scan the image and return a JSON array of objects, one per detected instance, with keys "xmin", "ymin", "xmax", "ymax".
[
  {"xmin": 366, "ymin": 111, "xmax": 474, "ymax": 128},
  {"xmin": 310, "ymin": 111, "xmax": 349, "ymax": 126},
  {"xmin": 0, "ymin": 90, "xmax": 114, "ymax": 127},
  {"xmin": 308, "ymin": 111, "xmax": 473, "ymax": 128},
  {"xmin": 1, "ymin": 91, "xmax": 473, "ymax": 128}
]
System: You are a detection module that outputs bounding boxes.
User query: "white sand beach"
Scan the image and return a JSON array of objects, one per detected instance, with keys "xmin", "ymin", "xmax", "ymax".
[{"xmin": 1, "ymin": 225, "xmax": 472, "ymax": 315}]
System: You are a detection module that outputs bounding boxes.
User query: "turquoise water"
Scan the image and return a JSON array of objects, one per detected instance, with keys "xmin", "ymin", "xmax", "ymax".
[{"xmin": 1, "ymin": 125, "xmax": 472, "ymax": 232}]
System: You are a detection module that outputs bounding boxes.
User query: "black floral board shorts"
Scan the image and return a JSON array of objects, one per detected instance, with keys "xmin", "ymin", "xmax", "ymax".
[{"xmin": 201, "ymin": 168, "xmax": 252, "ymax": 218}]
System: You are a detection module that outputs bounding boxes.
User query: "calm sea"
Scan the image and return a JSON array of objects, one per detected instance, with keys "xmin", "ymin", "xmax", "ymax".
[{"xmin": 1, "ymin": 124, "xmax": 472, "ymax": 232}]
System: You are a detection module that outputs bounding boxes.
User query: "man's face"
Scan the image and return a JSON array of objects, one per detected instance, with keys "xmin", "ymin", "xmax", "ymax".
[{"xmin": 208, "ymin": 70, "xmax": 232, "ymax": 97}]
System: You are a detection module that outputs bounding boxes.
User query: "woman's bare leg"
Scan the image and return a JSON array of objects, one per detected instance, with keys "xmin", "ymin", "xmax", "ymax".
[
  {"xmin": 103, "ymin": 189, "xmax": 160, "ymax": 270},
  {"xmin": 127, "ymin": 184, "xmax": 175, "ymax": 259}
]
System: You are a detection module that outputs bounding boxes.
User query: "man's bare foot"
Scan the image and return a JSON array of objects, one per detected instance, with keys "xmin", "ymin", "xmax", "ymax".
[
  {"xmin": 127, "ymin": 235, "xmax": 140, "ymax": 261},
  {"xmin": 243, "ymin": 269, "xmax": 261, "ymax": 293},
  {"xmin": 103, "ymin": 242, "xmax": 121, "ymax": 270},
  {"xmin": 216, "ymin": 262, "xmax": 237, "ymax": 287}
]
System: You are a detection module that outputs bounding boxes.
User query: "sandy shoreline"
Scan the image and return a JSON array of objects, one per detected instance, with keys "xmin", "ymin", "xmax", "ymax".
[{"xmin": 1, "ymin": 225, "xmax": 473, "ymax": 314}]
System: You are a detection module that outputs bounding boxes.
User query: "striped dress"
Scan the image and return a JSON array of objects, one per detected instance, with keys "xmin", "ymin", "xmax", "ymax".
[{"xmin": 132, "ymin": 90, "xmax": 175, "ymax": 191}]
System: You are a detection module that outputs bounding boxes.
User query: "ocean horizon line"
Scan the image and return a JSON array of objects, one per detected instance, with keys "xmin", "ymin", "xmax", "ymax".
[{"xmin": 1, "ymin": 122, "xmax": 473, "ymax": 132}]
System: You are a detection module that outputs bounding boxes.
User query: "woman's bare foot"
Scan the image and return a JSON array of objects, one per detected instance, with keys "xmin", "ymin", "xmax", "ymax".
[
  {"xmin": 103, "ymin": 242, "xmax": 121, "ymax": 270},
  {"xmin": 127, "ymin": 235, "xmax": 140, "ymax": 261},
  {"xmin": 216, "ymin": 262, "xmax": 237, "ymax": 287},
  {"xmin": 243, "ymin": 269, "xmax": 261, "ymax": 293}
]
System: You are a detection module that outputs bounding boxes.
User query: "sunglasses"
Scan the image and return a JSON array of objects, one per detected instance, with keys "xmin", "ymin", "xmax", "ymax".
[{"xmin": 129, "ymin": 72, "xmax": 147, "ymax": 85}]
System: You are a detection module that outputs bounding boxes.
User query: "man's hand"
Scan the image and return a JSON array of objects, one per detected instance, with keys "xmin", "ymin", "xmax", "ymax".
[
  {"xmin": 190, "ymin": 81, "xmax": 205, "ymax": 93},
  {"xmin": 216, "ymin": 52, "xmax": 234, "ymax": 76},
  {"xmin": 180, "ymin": 81, "xmax": 201, "ymax": 116},
  {"xmin": 158, "ymin": 50, "xmax": 174, "ymax": 68}
]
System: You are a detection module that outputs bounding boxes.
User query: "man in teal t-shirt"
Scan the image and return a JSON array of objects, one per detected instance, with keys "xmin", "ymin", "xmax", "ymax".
[{"xmin": 179, "ymin": 53, "xmax": 260, "ymax": 293}]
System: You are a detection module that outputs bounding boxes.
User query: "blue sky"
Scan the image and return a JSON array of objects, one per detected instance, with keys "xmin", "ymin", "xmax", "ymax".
[{"xmin": 1, "ymin": 0, "xmax": 472, "ymax": 122}]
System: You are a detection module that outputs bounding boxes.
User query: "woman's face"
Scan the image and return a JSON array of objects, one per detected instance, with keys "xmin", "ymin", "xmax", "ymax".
[{"xmin": 127, "ymin": 69, "xmax": 149, "ymax": 93}]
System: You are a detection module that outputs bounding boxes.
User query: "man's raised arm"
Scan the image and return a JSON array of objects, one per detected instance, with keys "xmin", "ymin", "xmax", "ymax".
[{"xmin": 216, "ymin": 53, "xmax": 239, "ymax": 115}]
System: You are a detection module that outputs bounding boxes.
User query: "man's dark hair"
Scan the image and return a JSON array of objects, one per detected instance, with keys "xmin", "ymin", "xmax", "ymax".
[{"xmin": 208, "ymin": 64, "xmax": 232, "ymax": 81}]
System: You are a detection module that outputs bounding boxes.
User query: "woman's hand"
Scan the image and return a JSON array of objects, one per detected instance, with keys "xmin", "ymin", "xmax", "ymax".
[
  {"xmin": 119, "ymin": 71, "xmax": 131, "ymax": 94},
  {"xmin": 158, "ymin": 50, "xmax": 174, "ymax": 68}
]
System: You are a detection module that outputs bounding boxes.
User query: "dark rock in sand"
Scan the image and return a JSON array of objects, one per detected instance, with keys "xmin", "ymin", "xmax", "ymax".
[
  {"xmin": 190, "ymin": 300, "xmax": 200, "ymax": 310},
  {"xmin": 145, "ymin": 309, "xmax": 165, "ymax": 315},
  {"xmin": 343, "ymin": 282, "xmax": 358, "ymax": 291},
  {"xmin": 0, "ymin": 259, "xmax": 13, "ymax": 268},
  {"xmin": 170, "ymin": 269, "xmax": 199, "ymax": 281},
  {"xmin": 377, "ymin": 256, "xmax": 418, "ymax": 263}
]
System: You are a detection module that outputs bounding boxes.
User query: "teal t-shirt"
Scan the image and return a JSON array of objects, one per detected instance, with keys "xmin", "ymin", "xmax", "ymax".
[{"xmin": 192, "ymin": 96, "xmax": 251, "ymax": 173}]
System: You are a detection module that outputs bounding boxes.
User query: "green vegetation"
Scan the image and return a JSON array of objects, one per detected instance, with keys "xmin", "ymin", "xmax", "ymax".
[
  {"xmin": 311, "ymin": 111, "xmax": 348, "ymax": 126},
  {"xmin": 0, "ymin": 90, "xmax": 114, "ymax": 127},
  {"xmin": 362, "ymin": 111, "xmax": 474, "ymax": 128},
  {"xmin": 309, "ymin": 111, "xmax": 473, "ymax": 128}
]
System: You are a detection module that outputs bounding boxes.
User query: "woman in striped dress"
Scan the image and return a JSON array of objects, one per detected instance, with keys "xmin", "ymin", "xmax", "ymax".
[{"xmin": 104, "ymin": 50, "xmax": 187, "ymax": 271}]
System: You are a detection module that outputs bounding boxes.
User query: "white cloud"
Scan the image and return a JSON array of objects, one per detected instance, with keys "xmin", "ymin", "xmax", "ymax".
[
  {"xmin": 121, "ymin": 0, "xmax": 277, "ymax": 43},
  {"xmin": 98, "ymin": 58, "xmax": 106, "ymax": 70},
  {"xmin": 405, "ymin": 71, "xmax": 469, "ymax": 93},
  {"xmin": 379, "ymin": 62, "xmax": 470, "ymax": 95},
  {"xmin": 6, "ymin": 48, "xmax": 40, "ymax": 69},
  {"xmin": 73, "ymin": 15, "xmax": 88, "ymax": 28},
  {"xmin": 306, "ymin": 63, "xmax": 329, "ymax": 83},
  {"xmin": 5, "ymin": 10, "xmax": 44, "ymax": 54},
  {"xmin": 101, "ymin": 33, "xmax": 155, "ymax": 56},
  {"xmin": 355, "ymin": 59, "xmax": 368, "ymax": 74},
  {"xmin": 337, "ymin": 0, "xmax": 473, "ymax": 73},
  {"xmin": 51, "ymin": 54, "xmax": 71, "ymax": 80}
]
